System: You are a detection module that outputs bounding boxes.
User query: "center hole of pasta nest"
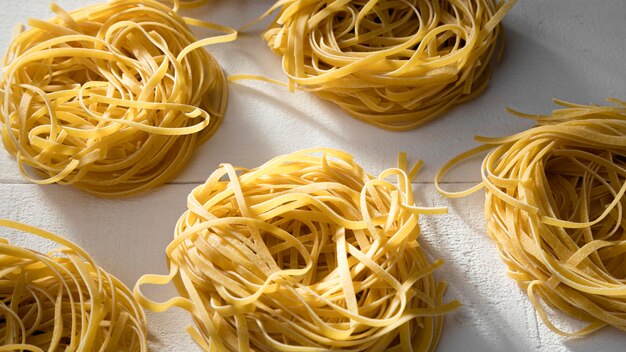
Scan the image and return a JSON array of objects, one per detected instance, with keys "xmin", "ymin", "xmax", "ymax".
[
  {"xmin": 328, "ymin": 3, "xmax": 468, "ymax": 55},
  {"xmin": 39, "ymin": 27, "xmax": 176, "ymax": 98},
  {"xmin": 205, "ymin": 216, "xmax": 367, "ymax": 283},
  {"xmin": 545, "ymin": 152, "xmax": 626, "ymax": 279}
]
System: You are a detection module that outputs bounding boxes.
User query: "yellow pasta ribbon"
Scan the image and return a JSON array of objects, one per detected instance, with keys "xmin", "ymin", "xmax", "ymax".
[
  {"xmin": 234, "ymin": 0, "xmax": 516, "ymax": 131},
  {"xmin": 0, "ymin": 219, "xmax": 148, "ymax": 350},
  {"xmin": 436, "ymin": 99, "xmax": 626, "ymax": 336},
  {"xmin": 0, "ymin": 0, "xmax": 236, "ymax": 197},
  {"xmin": 135, "ymin": 148, "xmax": 460, "ymax": 351}
]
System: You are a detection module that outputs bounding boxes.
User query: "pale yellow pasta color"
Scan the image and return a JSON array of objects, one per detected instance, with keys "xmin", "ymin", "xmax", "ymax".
[
  {"xmin": 166, "ymin": 0, "xmax": 211, "ymax": 10},
  {"xmin": 436, "ymin": 99, "xmax": 626, "ymax": 336},
  {"xmin": 135, "ymin": 148, "xmax": 459, "ymax": 351},
  {"xmin": 0, "ymin": 0, "xmax": 236, "ymax": 198},
  {"xmin": 234, "ymin": 0, "xmax": 515, "ymax": 131},
  {"xmin": 0, "ymin": 219, "xmax": 148, "ymax": 351}
]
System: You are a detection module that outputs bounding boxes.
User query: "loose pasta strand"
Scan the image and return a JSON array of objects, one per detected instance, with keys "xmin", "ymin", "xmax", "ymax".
[
  {"xmin": 234, "ymin": 0, "xmax": 516, "ymax": 131},
  {"xmin": 436, "ymin": 99, "xmax": 626, "ymax": 336},
  {"xmin": 0, "ymin": 0, "xmax": 236, "ymax": 198},
  {"xmin": 135, "ymin": 148, "xmax": 460, "ymax": 351},
  {"xmin": 0, "ymin": 219, "xmax": 148, "ymax": 351}
]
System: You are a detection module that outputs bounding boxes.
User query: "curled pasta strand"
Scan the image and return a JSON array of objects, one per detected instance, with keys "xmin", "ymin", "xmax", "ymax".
[
  {"xmin": 436, "ymin": 99, "xmax": 626, "ymax": 336},
  {"xmin": 0, "ymin": 0, "xmax": 236, "ymax": 197},
  {"xmin": 235, "ymin": 0, "xmax": 516, "ymax": 130},
  {"xmin": 135, "ymin": 148, "xmax": 459, "ymax": 351},
  {"xmin": 0, "ymin": 219, "xmax": 148, "ymax": 351}
]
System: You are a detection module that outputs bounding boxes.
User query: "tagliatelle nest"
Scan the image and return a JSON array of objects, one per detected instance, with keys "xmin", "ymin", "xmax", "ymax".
[
  {"xmin": 437, "ymin": 99, "xmax": 626, "ymax": 336},
  {"xmin": 259, "ymin": 0, "xmax": 516, "ymax": 130},
  {"xmin": 0, "ymin": 219, "xmax": 148, "ymax": 351},
  {"xmin": 0, "ymin": 0, "xmax": 235, "ymax": 197},
  {"xmin": 136, "ymin": 148, "xmax": 459, "ymax": 352}
]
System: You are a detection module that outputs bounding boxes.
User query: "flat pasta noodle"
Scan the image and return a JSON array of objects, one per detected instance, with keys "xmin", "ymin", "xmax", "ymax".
[
  {"xmin": 135, "ymin": 148, "xmax": 459, "ymax": 351},
  {"xmin": 159, "ymin": 0, "xmax": 211, "ymax": 11},
  {"xmin": 435, "ymin": 99, "xmax": 626, "ymax": 336},
  {"xmin": 0, "ymin": 219, "xmax": 148, "ymax": 351},
  {"xmin": 0, "ymin": 0, "xmax": 236, "ymax": 198},
  {"xmin": 169, "ymin": 0, "xmax": 211, "ymax": 10},
  {"xmin": 234, "ymin": 0, "xmax": 516, "ymax": 131}
]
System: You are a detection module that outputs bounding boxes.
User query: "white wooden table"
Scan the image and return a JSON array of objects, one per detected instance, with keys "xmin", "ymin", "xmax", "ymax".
[{"xmin": 1, "ymin": 1, "xmax": 625, "ymax": 351}]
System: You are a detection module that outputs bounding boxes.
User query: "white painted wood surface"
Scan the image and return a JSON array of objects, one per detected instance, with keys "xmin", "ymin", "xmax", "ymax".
[{"xmin": 1, "ymin": 1, "xmax": 625, "ymax": 351}]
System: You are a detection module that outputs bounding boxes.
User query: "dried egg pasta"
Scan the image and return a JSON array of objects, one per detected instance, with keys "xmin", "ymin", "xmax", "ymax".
[
  {"xmin": 235, "ymin": 0, "xmax": 515, "ymax": 130},
  {"xmin": 0, "ymin": 0, "xmax": 236, "ymax": 197},
  {"xmin": 136, "ymin": 148, "xmax": 459, "ymax": 351},
  {"xmin": 436, "ymin": 99, "xmax": 626, "ymax": 336},
  {"xmin": 0, "ymin": 219, "xmax": 148, "ymax": 351}
]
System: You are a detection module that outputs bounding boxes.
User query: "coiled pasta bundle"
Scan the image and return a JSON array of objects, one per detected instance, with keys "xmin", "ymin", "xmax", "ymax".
[
  {"xmin": 436, "ymin": 99, "xmax": 626, "ymax": 336},
  {"xmin": 136, "ymin": 148, "xmax": 459, "ymax": 351},
  {"xmin": 0, "ymin": 0, "xmax": 235, "ymax": 197},
  {"xmin": 259, "ymin": 0, "xmax": 516, "ymax": 130},
  {"xmin": 0, "ymin": 219, "xmax": 147, "ymax": 351}
]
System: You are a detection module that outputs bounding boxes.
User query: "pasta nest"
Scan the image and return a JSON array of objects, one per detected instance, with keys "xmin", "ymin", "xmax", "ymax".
[
  {"xmin": 0, "ymin": 219, "xmax": 147, "ymax": 351},
  {"xmin": 437, "ymin": 99, "xmax": 626, "ymax": 336},
  {"xmin": 136, "ymin": 149, "xmax": 459, "ymax": 351},
  {"xmin": 262, "ymin": 0, "xmax": 515, "ymax": 130},
  {"xmin": 0, "ymin": 0, "xmax": 233, "ymax": 197}
]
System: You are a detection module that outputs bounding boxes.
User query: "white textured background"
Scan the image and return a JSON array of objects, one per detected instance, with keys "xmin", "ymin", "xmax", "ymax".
[{"xmin": 1, "ymin": 0, "xmax": 626, "ymax": 351}]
